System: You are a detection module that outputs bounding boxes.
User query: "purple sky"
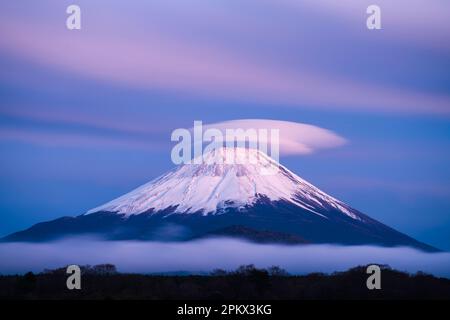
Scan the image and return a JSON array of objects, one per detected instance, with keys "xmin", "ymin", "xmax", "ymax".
[{"xmin": 0, "ymin": 1, "xmax": 449, "ymax": 249}]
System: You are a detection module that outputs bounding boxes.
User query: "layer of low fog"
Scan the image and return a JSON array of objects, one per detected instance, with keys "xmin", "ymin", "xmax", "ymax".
[{"xmin": 0, "ymin": 238, "xmax": 449, "ymax": 277}]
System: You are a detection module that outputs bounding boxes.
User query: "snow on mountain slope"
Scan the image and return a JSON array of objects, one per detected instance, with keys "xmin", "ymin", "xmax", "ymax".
[{"xmin": 87, "ymin": 147, "xmax": 359, "ymax": 220}]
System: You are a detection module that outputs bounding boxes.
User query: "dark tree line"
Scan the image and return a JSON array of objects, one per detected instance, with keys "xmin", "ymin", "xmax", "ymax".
[{"xmin": 1, "ymin": 264, "xmax": 450, "ymax": 300}]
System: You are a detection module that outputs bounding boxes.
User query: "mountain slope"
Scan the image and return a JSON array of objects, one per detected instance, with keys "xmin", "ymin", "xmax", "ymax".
[
  {"xmin": 1, "ymin": 147, "xmax": 438, "ymax": 251},
  {"xmin": 87, "ymin": 147, "xmax": 358, "ymax": 219}
]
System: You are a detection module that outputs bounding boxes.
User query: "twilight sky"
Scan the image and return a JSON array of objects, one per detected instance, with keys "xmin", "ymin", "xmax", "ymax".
[{"xmin": 0, "ymin": 1, "xmax": 449, "ymax": 249}]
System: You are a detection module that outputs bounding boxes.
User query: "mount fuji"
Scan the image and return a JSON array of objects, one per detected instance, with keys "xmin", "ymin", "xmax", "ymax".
[{"xmin": 2, "ymin": 147, "xmax": 437, "ymax": 251}]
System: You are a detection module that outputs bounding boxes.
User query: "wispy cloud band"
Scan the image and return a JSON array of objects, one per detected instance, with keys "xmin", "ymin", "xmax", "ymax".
[{"xmin": 0, "ymin": 0, "xmax": 449, "ymax": 116}]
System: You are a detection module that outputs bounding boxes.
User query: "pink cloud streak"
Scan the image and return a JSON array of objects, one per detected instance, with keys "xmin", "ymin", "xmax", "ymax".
[
  {"xmin": 0, "ymin": 17, "xmax": 449, "ymax": 116},
  {"xmin": 0, "ymin": 107, "xmax": 167, "ymax": 136},
  {"xmin": 0, "ymin": 127, "xmax": 157, "ymax": 151}
]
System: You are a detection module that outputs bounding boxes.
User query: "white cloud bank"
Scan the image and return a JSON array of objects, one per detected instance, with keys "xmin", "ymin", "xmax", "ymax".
[{"xmin": 0, "ymin": 239, "xmax": 449, "ymax": 278}]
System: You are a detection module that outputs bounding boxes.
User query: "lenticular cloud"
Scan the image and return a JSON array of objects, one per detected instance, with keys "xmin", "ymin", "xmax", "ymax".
[{"xmin": 201, "ymin": 119, "xmax": 347, "ymax": 156}]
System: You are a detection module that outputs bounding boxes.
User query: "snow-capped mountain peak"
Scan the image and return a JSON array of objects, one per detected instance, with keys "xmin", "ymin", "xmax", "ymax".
[
  {"xmin": 6, "ymin": 147, "xmax": 436, "ymax": 252},
  {"xmin": 87, "ymin": 147, "xmax": 358, "ymax": 219}
]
